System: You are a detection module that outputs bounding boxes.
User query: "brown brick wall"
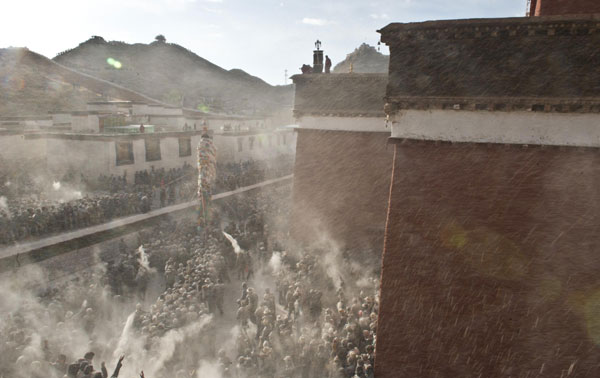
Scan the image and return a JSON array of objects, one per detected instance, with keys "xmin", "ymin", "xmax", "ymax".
[
  {"xmin": 289, "ymin": 129, "xmax": 393, "ymax": 254},
  {"xmin": 376, "ymin": 141, "xmax": 600, "ymax": 377},
  {"xmin": 533, "ymin": 0, "xmax": 600, "ymax": 16}
]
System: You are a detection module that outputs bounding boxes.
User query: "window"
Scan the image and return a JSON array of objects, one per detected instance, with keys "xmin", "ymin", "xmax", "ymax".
[
  {"xmin": 179, "ymin": 137, "xmax": 192, "ymax": 157},
  {"xmin": 115, "ymin": 141, "xmax": 134, "ymax": 166},
  {"xmin": 283, "ymin": 134, "xmax": 287, "ymax": 145},
  {"xmin": 268, "ymin": 135, "xmax": 273, "ymax": 147},
  {"xmin": 249, "ymin": 136, "xmax": 255, "ymax": 150},
  {"xmin": 237, "ymin": 138, "xmax": 243, "ymax": 152},
  {"xmin": 145, "ymin": 138, "xmax": 162, "ymax": 161},
  {"xmin": 277, "ymin": 134, "xmax": 281, "ymax": 146},
  {"xmin": 258, "ymin": 136, "xmax": 263, "ymax": 149}
]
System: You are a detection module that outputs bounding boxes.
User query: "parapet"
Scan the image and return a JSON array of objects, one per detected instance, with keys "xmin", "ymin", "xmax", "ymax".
[
  {"xmin": 379, "ymin": 15, "xmax": 600, "ymax": 115},
  {"xmin": 292, "ymin": 73, "xmax": 388, "ymax": 118}
]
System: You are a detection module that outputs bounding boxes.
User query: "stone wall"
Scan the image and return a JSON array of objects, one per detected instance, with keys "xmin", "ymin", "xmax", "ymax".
[{"xmin": 376, "ymin": 140, "xmax": 600, "ymax": 377}]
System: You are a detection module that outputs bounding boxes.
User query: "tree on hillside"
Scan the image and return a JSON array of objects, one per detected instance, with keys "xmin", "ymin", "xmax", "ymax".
[
  {"xmin": 88, "ymin": 36, "xmax": 106, "ymax": 43},
  {"xmin": 155, "ymin": 35, "xmax": 166, "ymax": 43},
  {"xmin": 162, "ymin": 89, "xmax": 182, "ymax": 106}
]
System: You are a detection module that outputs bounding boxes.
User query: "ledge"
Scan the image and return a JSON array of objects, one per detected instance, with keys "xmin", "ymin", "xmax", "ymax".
[
  {"xmin": 385, "ymin": 96, "xmax": 600, "ymax": 115},
  {"xmin": 379, "ymin": 14, "xmax": 600, "ymax": 42},
  {"xmin": 23, "ymin": 130, "xmax": 210, "ymax": 141}
]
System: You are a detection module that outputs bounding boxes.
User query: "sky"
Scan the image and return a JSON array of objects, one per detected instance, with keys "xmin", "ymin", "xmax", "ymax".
[{"xmin": 0, "ymin": 0, "xmax": 525, "ymax": 86}]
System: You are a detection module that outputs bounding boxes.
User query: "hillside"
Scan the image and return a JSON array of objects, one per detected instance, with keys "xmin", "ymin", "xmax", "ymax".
[
  {"xmin": 54, "ymin": 36, "xmax": 294, "ymax": 115},
  {"xmin": 333, "ymin": 43, "xmax": 389, "ymax": 74},
  {"xmin": 0, "ymin": 48, "xmax": 109, "ymax": 116},
  {"xmin": 0, "ymin": 47, "xmax": 166, "ymax": 116}
]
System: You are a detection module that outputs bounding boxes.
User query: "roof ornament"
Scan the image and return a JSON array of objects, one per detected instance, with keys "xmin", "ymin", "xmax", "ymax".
[{"xmin": 315, "ymin": 40, "xmax": 322, "ymax": 51}]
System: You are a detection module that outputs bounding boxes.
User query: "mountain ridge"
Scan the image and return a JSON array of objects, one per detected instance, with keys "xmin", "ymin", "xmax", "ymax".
[
  {"xmin": 53, "ymin": 36, "xmax": 293, "ymax": 115},
  {"xmin": 333, "ymin": 43, "xmax": 389, "ymax": 74}
]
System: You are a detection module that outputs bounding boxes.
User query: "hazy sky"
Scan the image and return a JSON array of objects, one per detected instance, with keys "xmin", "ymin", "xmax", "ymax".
[{"xmin": 1, "ymin": 0, "xmax": 525, "ymax": 85}]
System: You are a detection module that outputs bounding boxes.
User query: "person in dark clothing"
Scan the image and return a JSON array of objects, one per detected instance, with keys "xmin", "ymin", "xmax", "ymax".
[
  {"xmin": 238, "ymin": 282, "xmax": 248, "ymax": 306},
  {"xmin": 325, "ymin": 55, "xmax": 332, "ymax": 73},
  {"xmin": 67, "ymin": 363, "xmax": 80, "ymax": 378},
  {"xmin": 102, "ymin": 355, "xmax": 124, "ymax": 378},
  {"xmin": 160, "ymin": 186, "xmax": 167, "ymax": 207}
]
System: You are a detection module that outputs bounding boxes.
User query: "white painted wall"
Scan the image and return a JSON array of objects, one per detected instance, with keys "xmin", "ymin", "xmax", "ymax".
[
  {"xmin": 20, "ymin": 128, "xmax": 296, "ymax": 181},
  {"xmin": 132, "ymin": 104, "xmax": 149, "ymax": 115},
  {"xmin": 71, "ymin": 115, "xmax": 100, "ymax": 133},
  {"xmin": 108, "ymin": 135, "xmax": 203, "ymax": 176},
  {"xmin": 44, "ymin": 135, "xmax": 202, "ymax": 178},
  {"xmin": 87, "ymin": 103, "xmax": 118, "ymax": 113},
  {"xmin": 392, "ymin": 110, "xmax": 600, "ymax": 147},
  {"xmin": 213, "ymin": 130, "xmax": 296, "ymax": 164},
  {"xmin": 0, "ymin": 135, "xmax": 47, "ymax": 162},
  {"xmin": 70, "ymin": 115, "xmax": 86, "ymax": 133},
  {"xmin": 298, "ymin": 116, "xmax": 389, "ymax": 133},
  {"xmin": 52, "ymin": 113, "xmax": 71, "ymax": 124},
  {"xmin": 147, "ymin": 116, "xmax": 186, "ymax": 131},
  {"xmin": 24, "ymin": 119, "xmax": 53, "ymax": 128},
  {"xmin": 46, "ymin": 139, "xmax": 108, "ymax": 177}
]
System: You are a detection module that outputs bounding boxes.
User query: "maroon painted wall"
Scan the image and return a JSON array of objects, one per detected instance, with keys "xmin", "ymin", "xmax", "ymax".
[
  {"xmin": 532, "ymin": 0, "xmax": 600, "ymax": 16},
  {"xmin": 376, "ymin": 140, "xmax": 600, "ymax": 377},
  {"xmin": 289, "ymin": 129, "xmax": 393, "ymax": 255}
]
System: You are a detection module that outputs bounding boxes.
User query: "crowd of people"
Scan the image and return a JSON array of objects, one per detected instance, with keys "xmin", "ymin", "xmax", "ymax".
[
  {"xmin": 216, "ymin": 156, "xmax": 295, "ymax": 192},
  {"xmin": 0, "ymin": 194, "xmax": 153, "ymax": 244},
  {"xmin": 0, "ymin": 157, "xmax": 294, "ymax": 245},
  {"xmin": 0, "ymin": 182, "xmax": 380, "ymax": 378},
  {"xmin": 93, "ymin": 163, "xmax": 196, "ymax": 195},
  {"xmin": 230, "ymin": 252, "xmax": 378, "ymax": 378}
]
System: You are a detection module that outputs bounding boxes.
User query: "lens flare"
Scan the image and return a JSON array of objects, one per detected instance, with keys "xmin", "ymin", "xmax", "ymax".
[{"xmin": 106, "ymin": 58, "xmax": 122, "ymax": 69}]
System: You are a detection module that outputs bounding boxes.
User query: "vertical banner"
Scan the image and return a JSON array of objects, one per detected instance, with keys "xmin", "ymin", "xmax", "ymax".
[{"xmin": 197, "ymin": 132, "xmax": 217, "ymax": 233}]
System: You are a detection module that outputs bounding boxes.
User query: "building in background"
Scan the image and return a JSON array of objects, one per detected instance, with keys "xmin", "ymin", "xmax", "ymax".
[{"xmin": 0, "ymin": 100, "xmax": 295, "ymax": 180}]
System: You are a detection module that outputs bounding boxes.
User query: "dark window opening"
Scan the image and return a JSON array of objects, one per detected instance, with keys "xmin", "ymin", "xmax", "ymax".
[
  {"xmin": 145, "ymin": 138, "xmax": 162, "ymax": 161},
  {"xmin": 179, "ymin": 137, "xmax": 192, "ymax": 157},
  {"xmin": 115, "ymin": 141, "xmax": 134, "ymax": 166}
]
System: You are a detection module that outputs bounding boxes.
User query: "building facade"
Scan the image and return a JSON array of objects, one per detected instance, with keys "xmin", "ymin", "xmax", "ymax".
[
  {"xmin": 376, "ymin": 13, "xmax": 600, "ymax": 378},
  {"xmin": 290, "ymin": 73, "xmax": 393, "ymax": 254},
  {"xmin": 18, "ymin": 127, "xmax": 296, "ymax": 180}
]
